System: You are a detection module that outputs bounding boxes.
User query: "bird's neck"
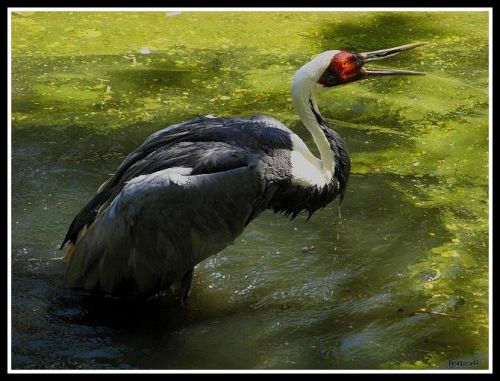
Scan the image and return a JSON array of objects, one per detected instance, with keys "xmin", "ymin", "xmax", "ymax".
[{"xmin": 291, "ymin": 80, "xmax": 335, "ymax": 181}]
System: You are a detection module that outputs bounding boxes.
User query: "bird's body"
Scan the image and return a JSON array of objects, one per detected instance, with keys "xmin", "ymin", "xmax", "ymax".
[
  {"xmin": 61, "ymin": 42, "xmax": 426, "ymax": 302},
  {"xmin": 62, "ymin": 114, "xmax": 349, "ymax": 298}
]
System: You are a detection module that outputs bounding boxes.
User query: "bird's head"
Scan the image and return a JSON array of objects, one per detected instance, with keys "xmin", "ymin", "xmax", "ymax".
[{"xmin": 293, "ymin": 42, "xmax": 428, "ymax": 94}]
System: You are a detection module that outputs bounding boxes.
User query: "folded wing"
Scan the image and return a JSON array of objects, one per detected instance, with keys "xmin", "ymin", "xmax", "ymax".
[{"xmin": 64, "ymin": 160, "xmax": 270, "ymax": 297}]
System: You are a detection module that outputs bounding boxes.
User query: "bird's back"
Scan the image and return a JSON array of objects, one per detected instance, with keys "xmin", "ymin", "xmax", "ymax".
[{"xmin": 61, "ymin": 115, "xmax": 293, "ymax": 248}]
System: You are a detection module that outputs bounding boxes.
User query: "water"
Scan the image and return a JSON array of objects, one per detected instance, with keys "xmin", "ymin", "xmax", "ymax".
[{"xmin": 10, "ymin": 11, "xmax": 489, "ymax": 370}]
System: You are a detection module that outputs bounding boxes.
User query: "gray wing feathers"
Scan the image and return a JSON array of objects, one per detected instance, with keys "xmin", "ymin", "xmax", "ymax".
[
  {"xmin": 61, "ymin": 116, "xmax": 292, "ymax": 248},
  {"xmin": 64, "ymin": 163, "xmax": 266, "ymax": 296}
]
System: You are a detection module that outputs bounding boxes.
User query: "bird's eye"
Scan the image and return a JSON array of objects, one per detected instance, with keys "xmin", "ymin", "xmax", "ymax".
[{"xmin": 342, "ymin": 61, "xmax": 347, "ymax": 67}]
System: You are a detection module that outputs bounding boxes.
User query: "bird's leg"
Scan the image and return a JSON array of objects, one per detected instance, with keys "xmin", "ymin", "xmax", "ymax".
[{"xmin": 179, "ymin": 268, "xmax": 194, "ymax": 308}]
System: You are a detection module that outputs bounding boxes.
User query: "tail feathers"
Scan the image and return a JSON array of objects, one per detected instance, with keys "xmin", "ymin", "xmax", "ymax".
[
  {"xmin": 62, "ymin": 224, "xmax": 88, "ymax": 260},
  {"xmin": 63, "ymin": 243, "xmax": 76, "ymax": 260}
]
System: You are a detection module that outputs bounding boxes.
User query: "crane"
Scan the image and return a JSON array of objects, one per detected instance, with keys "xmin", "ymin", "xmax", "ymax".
[{"xmin": 60, "ymin": 42, "xmax": 427, "ymax": 304}]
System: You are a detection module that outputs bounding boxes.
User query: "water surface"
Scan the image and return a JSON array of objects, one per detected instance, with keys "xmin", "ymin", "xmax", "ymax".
[{"xmin": 10, "ymin": 11, "xmax": 489, "ymax": 370}]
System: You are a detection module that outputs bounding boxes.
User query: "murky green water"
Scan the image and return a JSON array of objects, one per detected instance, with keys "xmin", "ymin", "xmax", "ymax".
[{"xmin": 10, "ymin": 11, "xmax": 489, "ymax": 370}]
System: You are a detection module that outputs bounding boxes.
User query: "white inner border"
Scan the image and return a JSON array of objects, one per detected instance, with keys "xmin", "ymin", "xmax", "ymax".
[{"xmin": 7, "ymin": 7, "xmax": 493, "ymax": 374}]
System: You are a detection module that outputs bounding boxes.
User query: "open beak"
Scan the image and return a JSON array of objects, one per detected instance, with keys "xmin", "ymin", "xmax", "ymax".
[{"xmin": 358, "ymin": 42, "xmax": 429, "ymax": 76}]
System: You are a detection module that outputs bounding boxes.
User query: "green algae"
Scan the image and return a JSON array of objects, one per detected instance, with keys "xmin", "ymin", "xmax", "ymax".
[{"xmin": 11, "ymin": 11, "xmax": 489, "ymax": 370}]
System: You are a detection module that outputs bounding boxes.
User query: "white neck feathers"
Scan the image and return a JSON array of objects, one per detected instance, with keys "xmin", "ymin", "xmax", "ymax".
[{"xmin": 289, "ymin": 54, "xmax": 337, "ymax": 187}]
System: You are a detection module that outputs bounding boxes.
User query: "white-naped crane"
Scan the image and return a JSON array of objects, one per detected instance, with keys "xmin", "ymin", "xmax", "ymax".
[{"xmin": 61, "ymin": 42, "xmax": 427, "ymax": 304}]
